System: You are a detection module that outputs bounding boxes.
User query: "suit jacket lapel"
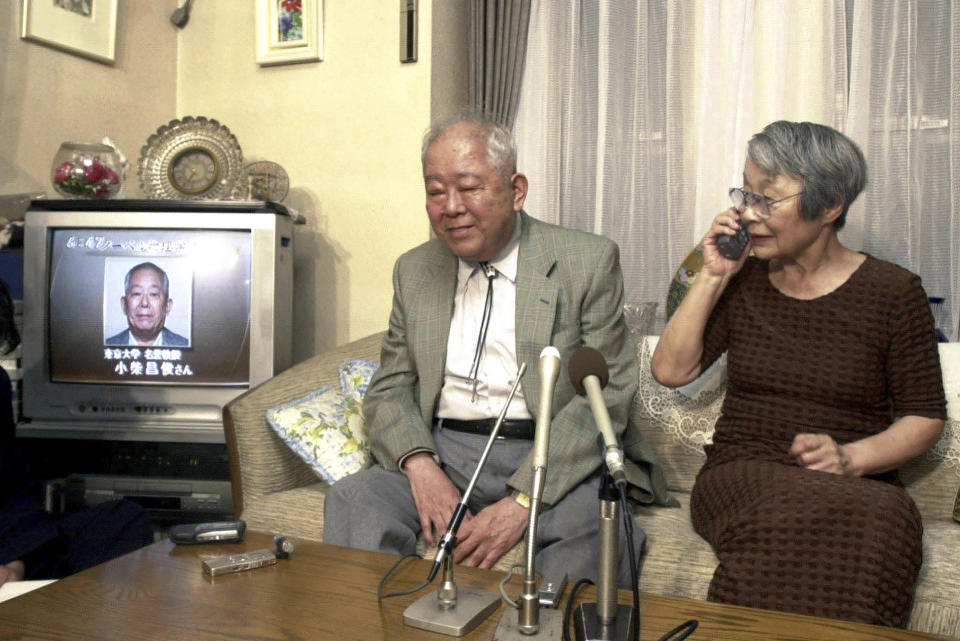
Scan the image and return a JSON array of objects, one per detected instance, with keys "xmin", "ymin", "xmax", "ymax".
[
  {"xmin": 416, "ymin": 246, "xmax": 457, "ymax": 419},
  {"xmin": 515, "ymin": 212, "xmax": 559, "ymax": 416}
]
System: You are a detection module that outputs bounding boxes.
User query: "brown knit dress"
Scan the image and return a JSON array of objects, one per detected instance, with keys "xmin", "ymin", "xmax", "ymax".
[{"xmin": 689, "ymin": 255, "xmax": 946, "ymax": 627}]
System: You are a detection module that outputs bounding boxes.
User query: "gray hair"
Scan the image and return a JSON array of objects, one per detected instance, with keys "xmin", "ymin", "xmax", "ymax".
[
  {"xmin": 124, "ymin": 262, "xmax": 170, "ymax": 299},
  {"xmin": 421, "ymin": 111, "xmax": 517, "ymax": 184},
  {"xmin": 747, "ymin": 121, "xmax": 867, "ymax": 230}
]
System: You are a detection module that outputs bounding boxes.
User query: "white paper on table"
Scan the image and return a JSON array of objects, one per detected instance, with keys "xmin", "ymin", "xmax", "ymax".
[{"xmin": 0, "ymin": 579, "xmax": 56, "ymax": 603}]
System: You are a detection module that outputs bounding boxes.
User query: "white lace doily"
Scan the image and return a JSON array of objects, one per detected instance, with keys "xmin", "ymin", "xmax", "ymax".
[
  {"xmin": 929, "ymin": 418, "xmax": 960, "ymax": 470},
  {"xmin": 930, "ymin": 343, "xmax": 960, "ymax": 471},
  {"xmin": 634, "ymin": 336, "xmax": 722, "ymax": 456}
]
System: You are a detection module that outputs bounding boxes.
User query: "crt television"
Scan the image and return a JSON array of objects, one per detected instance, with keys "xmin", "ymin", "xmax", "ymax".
[{"xmin": 21, "ymin": 199, "xmax": 298, "ymax": 442}]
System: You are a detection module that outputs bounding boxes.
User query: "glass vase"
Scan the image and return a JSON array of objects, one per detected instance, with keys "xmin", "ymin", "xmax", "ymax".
[{"xmin": 51, "ymin": 142, "xmax": 123, "ymax": 199}]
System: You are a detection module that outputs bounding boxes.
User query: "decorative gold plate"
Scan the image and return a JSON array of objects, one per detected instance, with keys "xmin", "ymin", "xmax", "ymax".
[{"xmin": 137, "ymin": 116, "xmax": 243, "ymax": 200}]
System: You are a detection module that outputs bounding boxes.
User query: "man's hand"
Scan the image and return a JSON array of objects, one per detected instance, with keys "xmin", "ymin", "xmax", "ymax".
[
  {"xmin": 790, "ymin": 433, "xmax": 854, "ymax": 476},
  {"xmin": 453, "ymin": 497, "xmax": 528, "ymax": 569},
  {"xmin": 0, "ymin": 560, "xmax": 25, "ymax": 587},
  {"xmin": 403, "ymin": 452, "xmax": 467, "ymax": 546}
]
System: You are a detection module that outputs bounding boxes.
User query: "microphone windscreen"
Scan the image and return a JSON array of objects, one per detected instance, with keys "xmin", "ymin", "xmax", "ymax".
[{"xmin": 568, "ymin": 346, "xmax": 609, "ymax": 394}]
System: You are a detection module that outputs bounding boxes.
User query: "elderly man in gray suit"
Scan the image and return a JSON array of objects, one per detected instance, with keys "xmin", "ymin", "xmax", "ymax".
[{"xmin": 323, "ymin": 116, "xmax": 666, "ymax": 587}]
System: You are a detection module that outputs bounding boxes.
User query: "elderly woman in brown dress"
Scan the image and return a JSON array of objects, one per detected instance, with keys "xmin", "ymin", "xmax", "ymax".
[{"xmin": 651, "ymin": 121, "xmax": 946, "ymax": 627}]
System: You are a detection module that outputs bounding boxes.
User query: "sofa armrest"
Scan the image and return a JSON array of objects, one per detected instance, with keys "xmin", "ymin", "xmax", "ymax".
[{"xmin": 223, "ymin": 331, "xmax": 385, "ymax": 517}]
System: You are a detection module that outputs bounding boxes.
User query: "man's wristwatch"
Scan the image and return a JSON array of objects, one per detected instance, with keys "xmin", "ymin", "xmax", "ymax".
[{"xmin": 512, "ymin": 490, "xmax": 531, "ymax": 509}]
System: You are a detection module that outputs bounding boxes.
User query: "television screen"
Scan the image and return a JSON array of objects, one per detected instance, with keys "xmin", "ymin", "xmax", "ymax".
[
  {"xmin": 47, "ymin": 228, "xmax": 251, "ymax": 387},
  {"xmin": 22, "ymin": 201, "xmax": 296, "ymax": 442}
]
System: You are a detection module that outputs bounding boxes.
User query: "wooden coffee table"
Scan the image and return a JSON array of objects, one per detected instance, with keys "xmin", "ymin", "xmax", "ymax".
[{"xmin": 0, "ymin": 532, "xmax": 950, "ymax": 640}]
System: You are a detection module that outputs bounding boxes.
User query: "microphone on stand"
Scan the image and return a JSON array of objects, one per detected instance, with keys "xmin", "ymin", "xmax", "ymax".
[
  {"xmin": 494, "ymin": 347, "xmax": 565, "ymax": 640},
  {"xmin": 520, "ymin": 347, "xmax": 561, "ymax": 628},
  {"xmin": 404, "ymin": 363, "xmax": 528, "ymax": 638},
  {"xmin": 568, "ymin": 346, "xmax": 635, "ymax": 641},
  {"xmin": 532, "ymin": 346, "xmax": 560, "ymax": 474},
  {"xmin": 568, "ymin": 346, "xmax": 627, "ymax": 486}
]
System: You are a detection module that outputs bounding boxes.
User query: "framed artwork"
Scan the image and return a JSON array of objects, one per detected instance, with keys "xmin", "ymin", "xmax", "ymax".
[
  {"xmin": 256, "ymin": 0, "xmax": 323, "ymax": 66},
  {"xmin": 21, "ymin": 0, "xmax": 119, "ymax": 65}
]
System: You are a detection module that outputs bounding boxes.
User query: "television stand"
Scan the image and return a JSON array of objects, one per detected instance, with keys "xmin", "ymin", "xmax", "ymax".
[{"xmin": 17, "ymin": 436, "xmax": 233, "ymax": 524}]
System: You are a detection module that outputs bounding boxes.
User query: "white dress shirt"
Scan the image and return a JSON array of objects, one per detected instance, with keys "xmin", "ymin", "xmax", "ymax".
[
  {"xmin": 125, "ymin": 330, "xmax": 165, "ymax": 346},
  {"xmin": 436, "ymin": 214, "xmax": 531, "ymax": 421}
]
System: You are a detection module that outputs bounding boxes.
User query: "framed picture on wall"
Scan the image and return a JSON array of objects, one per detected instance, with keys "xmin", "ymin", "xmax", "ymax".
[
  {"xmin": 256, "ymin": 0, "xmax": 323, "ymax": 66},
  {"xmin": 21, "ymin": 0, "xmax": 119, "ymax": 65}
]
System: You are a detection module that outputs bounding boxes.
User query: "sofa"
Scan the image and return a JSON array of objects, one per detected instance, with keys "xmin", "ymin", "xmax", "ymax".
[{"xmin": 222, "ymin": 332, "xmax": 960, "ymax": 638}]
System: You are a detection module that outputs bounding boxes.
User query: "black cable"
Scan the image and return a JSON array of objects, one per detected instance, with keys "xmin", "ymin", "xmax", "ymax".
[
  {"xmin": 562, "ymin": 578, "xmax": 594, "ymax": 641},
  {"xmin": 618, "ymin": 484, "xmax": 698, "ymax": 641},
  {"xmin": 619, "ymin": 486, "xmax": 641, "ymax": 641},
  {"xmin": 655, "ymin": 619, "xmax": 698, "ymax": 641},
  {"xmin": 376, "ymin": 553, "xmax": 432, "ymax": 599}
]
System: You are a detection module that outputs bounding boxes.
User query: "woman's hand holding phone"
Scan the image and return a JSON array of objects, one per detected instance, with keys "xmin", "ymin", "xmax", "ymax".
[{"xmin": 700, "ymin": 208, "xmax": 751, "ymax": 278}]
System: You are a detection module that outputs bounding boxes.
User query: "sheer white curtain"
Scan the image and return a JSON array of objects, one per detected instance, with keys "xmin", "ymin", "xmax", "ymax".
[
  {"xmin": 515, "ymin": 0, "xmax": 846, "ymax": 309},
  {"xmin": 691, "ymin": 1, "xmax": 848, "ymax": 238},
  {"xmin": 515, "ymin": 1, "xmax": 958, "ymax": 335},
  {"xmin": 514, "ymin": 0, "xmax": 695, "ymax": 310},
  {"xmin": 844, "ymin": 1, "xmax": 960, "ymax": 340}
]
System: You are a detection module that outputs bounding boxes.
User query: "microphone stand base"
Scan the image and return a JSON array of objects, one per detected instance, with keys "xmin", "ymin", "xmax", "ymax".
[
  {"xmin": 403, "ymin": 588, "xmax": 500, "ymax": 637},
  {"xmin": 493, "ymin": 606, "xmax": 564, "ymax": 640},
  {"xmin": 574, "ymin": 603, "xmax": 634, "ymax": 641}
]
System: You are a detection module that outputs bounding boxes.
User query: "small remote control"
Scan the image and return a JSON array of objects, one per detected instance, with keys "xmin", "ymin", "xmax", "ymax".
[
  {"xmin": 716, "ymin": 225, "xmax": 750, "ymax": 260},
  {"xmin": 202, "ymin": 548, "xmax": 277, "ymax": 576}
]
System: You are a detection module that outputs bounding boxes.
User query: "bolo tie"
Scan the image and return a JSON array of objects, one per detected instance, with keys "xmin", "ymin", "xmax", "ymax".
[{"xmin": 468, "ymin": 261, "xmax": 498, "ymax": 402}]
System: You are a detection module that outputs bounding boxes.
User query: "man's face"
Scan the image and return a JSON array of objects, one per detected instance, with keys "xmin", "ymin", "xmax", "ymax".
[
  {"xmin": 122, "ymin": 268, "xmax": 171, "ymax": 340},
  {"xmin": 423, "ymin": 123, "xmax": 527, "ymax": 262}
]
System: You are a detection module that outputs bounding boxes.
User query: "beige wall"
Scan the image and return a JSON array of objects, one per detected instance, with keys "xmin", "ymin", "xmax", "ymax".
[
  {"xmin": 0, "ymin": 1, "xmax": 177, "ymax": 197},
  {"xmin": 178, "ymin": 1, "xmax": 467, "ymax": 359},
  {"xmin": 2, "ymin": 1, "xmax": 470, "ymax": 362}
]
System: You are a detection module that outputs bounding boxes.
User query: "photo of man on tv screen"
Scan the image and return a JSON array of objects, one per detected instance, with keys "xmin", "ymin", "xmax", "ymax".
[{"xmin": 105, "ymin": 262, "xmax": 189, "ymax": 347}]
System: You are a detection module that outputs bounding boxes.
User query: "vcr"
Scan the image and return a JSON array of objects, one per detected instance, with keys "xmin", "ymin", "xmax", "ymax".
[{"xmin": 76, "ymin": 474, "xmax": 232, "ymax": 517}]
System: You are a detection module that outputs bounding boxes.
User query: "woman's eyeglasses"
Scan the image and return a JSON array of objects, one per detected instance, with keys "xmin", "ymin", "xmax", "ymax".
[{"xmin": 729, "ymin": 187, "xmax": 803, "ymax": 219}]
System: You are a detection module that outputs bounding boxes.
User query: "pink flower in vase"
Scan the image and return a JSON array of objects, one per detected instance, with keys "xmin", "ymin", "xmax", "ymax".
[
  {"xmin": 82, "ymin": 158, "xmax": 106, "ymax": 183},
  {"xmin": 104, "ymin": 167, "xmax": 120, "ymax": 185},
  {"xmin": 54, "ymin": 161, "xmax": 75, "ymax": 184}
]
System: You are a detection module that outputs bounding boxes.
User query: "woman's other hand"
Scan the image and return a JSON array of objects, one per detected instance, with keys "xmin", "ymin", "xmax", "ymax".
[
  {"xmin": 701, "ymin": 208, "xmax": 751, "ymax": 277},
  {"xmin": 792, "ymin": 417, "xmax": 944, "ymax": 478},
  {"xmin": 790, "ymin": 433, "xmax": 854, "ymax": 476}
]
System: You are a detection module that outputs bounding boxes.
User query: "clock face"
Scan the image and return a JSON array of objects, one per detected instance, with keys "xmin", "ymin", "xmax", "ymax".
[{"xmin": 169, "ymin": 148, "xmax": 220, "ymax": 195}]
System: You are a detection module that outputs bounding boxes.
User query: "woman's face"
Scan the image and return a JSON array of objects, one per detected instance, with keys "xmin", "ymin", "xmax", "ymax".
[{"xmin": 740, "ymin": 158, "xmax": 830, "ymax": 260}]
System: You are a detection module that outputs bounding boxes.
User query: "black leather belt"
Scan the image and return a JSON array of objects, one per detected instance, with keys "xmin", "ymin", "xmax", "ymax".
[{"xmin": 435, "ymin": 417, "xmax": 535, "ymax": 440}]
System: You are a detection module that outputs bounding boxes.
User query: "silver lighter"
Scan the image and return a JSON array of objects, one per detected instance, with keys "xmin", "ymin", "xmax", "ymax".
[{"xmin": 202, "ymin": 548, "xmax": 277, "ymax": 577}]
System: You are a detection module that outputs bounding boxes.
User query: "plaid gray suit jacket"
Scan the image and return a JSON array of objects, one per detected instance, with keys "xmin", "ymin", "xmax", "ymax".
[{"xmin": 364, "ymin": 211, "xmax": 667, "ymax": 506}]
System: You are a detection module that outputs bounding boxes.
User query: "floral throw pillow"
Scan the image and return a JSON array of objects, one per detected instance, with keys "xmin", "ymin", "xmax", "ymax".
[
  {"xmin": 266, "ymin": 359, "xmax": 379, "ymax": 485},
  {"xmin": 339, "ymin": 359, "xmax": 380, "ymax": 401}
]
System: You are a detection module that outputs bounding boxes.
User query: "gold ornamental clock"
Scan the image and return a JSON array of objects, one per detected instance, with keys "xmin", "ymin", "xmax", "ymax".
[
  {"xmin": 169, "ymin": 147, "xmax": 220, "ymax": 195},
  {"xmin": 138, "ymin": 116, "xmax": 243, "ymax": 200}
]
